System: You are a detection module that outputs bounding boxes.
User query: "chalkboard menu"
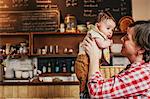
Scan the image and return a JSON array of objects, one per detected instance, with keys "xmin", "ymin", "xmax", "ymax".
[
  {"xmin": 52, "ymin": 0, "xmax": 132, "ymax": 24},
  {"xmin": 0, "ymin": 10, "xmax": 60, "ymax": 32},
  {"xmin": 0, "ymin": 0, "xmax": 132, "ymax": 32}
]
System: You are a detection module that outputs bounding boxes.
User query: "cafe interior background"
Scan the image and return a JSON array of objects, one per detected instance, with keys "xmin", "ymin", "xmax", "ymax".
[{"xmin": 0, "ymin": 0, "xmax": 150, "ymax": 98}]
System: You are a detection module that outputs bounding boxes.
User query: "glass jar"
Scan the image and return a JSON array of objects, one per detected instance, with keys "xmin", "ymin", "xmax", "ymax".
[
  {"xmin": 20, "ymin": 42, "xmax": 28, "ymax": 54},
  {"xmin": 64, "ymin": 14, "xmax": 77, "ymax": 33}
]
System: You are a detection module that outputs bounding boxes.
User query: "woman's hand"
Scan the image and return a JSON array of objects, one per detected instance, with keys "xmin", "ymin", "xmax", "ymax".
[{"xmin": 83, "ymin": 36, "xmax": 102, "ymax": 60}]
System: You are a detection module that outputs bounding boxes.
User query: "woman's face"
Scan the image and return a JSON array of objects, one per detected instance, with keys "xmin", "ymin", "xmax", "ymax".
[{"xmin": 121, "ymin": 27, "xmax": 139, "ymax": 58}]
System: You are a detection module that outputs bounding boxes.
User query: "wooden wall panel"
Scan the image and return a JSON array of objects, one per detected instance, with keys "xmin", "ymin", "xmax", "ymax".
[
  {"xmin": 12, "ymin": 86, "xmax": 19, "ymax": 98},
  {"xmin": 3, "ymin": 86, "xmax": 13, "ymax": 98},
  {"xmin": 48, "ymin": 86, "xmax": 55, "ymax": 98},
  {"xmin": 0, "ymin": 85, "xmax": 79, "ymax": 98},
  {"xmin": 0, "ymin": 86, "xmax": 4, "ymax": 97},
  {"xmin": 70, "ymin": 85, "xmax": 80, "ymax": 98},
  {"xmin": 28, "ymin": 86, "xmax": 38, "ymax": 98},
  {"xmin": 53, "ymin": 85, "xmax": 65, "ymax": 97},
  {"xmin": 18, "ymin": 86, "xmax": 28, "ymax": 98},
  {"xmin": 37, "ymin": 86, "xmax": 49, "ymax": 98}
]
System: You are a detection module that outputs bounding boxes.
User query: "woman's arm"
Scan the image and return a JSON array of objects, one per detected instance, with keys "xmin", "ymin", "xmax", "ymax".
[
  {"xmin": 87, "ymin": 65, "xmax": 150, "ymax": 98},
  {"xmin": 82, "ymin": 37, "xmax": 102, "ymax": 79}
]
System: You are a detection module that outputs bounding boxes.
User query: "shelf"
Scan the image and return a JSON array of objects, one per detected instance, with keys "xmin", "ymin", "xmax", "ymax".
[
  {"xmin": 31, "ymin": 32, "xmax": 85, "ymax": 57},
  {"xmin": 39, "ymin": 73, "xmax": 72, "ymax": 77},
  {"xmin": 4, "ymin": 78, "xmax": 30, "ymax": 80},
  {"xmin": 31, "ymin": 32, "xmax": 87, "ymax": 35},
  {"xmin": 31, "ymin": 54, "xmax": 77, "ymax": 57},
  {"xmin": 31, "ymin": 31, "xmax": 124, "ymax": 35},
  {"xmin": 0, "ymin": 54, "xmax": 30, "ymax": 56},
  {"xmin": 0, "ymin": 32, "xmax": 30, "ymax": 36},
  {"xmin": 0, "ymin": 31, "xmax": 125, "ymax": 84}
]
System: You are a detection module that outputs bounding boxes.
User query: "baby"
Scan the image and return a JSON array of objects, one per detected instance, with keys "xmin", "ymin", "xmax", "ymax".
[{"xmin": 75, "ymin": 11, "xmax": 116, "ymax": 98}]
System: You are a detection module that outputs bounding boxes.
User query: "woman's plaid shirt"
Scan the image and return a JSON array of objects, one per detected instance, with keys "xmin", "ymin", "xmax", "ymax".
[{"xmin": 88, "ymin": 61, "xmax": 150, "ymax": 99}]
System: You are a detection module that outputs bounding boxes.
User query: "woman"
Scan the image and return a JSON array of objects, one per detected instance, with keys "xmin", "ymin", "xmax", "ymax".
[{"xmin": 83, "ymin": 20, "xmax": 150, "ymax": 98}]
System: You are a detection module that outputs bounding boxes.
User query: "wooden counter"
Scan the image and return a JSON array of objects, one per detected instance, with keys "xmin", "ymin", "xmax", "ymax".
[
  {"xmin": 0, "ymin": 81, "xmax": 79, "ymax": 85},
  {"xmin": 0, "ymin": 82, "xmax": 80, "ymax": 98},
  {"xmin": 0, "ymin": 66, "xmax": 125, "ymax": 98}
]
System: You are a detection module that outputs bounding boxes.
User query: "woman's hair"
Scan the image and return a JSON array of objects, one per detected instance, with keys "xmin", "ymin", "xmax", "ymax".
[
  {"xmin": 97, "ymin": 11, "xmax": 116, "ymax": 23},
  {"xmin": 129, "ymin": 20, "xmax": 150, "ymax": 62}
]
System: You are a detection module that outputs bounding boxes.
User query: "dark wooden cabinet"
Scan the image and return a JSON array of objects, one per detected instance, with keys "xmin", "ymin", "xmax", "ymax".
[
  {"xmin": 0, "ymin": 33, "xmax": 31, "ymax": 57},
  {"xmin": 0, "ymin": 32, "xmax": 86, "ymax": 81},
  {"xmin": 30, "ymin": 32, "xmax": 85, "ymax": 56},
  {"xmin": 30, "ymin": 32, "xmax": 86, "ymax": 77},
  {"xmin": 0, "ymin": 32, "xmax": 125, "ymax": 82},
  {"xmin": 0, "ymin": 32, "xmax": 124, "ymax": 57}
]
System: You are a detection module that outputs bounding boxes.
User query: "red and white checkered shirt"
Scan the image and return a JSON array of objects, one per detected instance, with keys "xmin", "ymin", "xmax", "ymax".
[{"xmin": 88, "ymin": 61, "xmax": 150, "ymax": 99}]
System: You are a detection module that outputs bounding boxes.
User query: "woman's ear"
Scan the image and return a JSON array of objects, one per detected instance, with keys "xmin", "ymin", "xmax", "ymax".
[{"xmin": 137, "ymin": 48, "xmax": 145, "ymax": 55}]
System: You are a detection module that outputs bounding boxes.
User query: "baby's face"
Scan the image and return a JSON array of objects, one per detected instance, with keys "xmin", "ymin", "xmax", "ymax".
[{"xmin": 97, "ymin": 19, "xmax": 116, "ymax": 39}]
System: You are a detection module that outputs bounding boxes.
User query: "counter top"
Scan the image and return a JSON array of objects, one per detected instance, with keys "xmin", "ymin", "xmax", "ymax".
[{"xmin": 0, "ymin": 81, "xmax": 79, "ymax": 85}]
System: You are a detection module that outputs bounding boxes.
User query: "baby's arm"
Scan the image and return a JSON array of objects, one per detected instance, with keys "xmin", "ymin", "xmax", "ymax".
[{"xmin": 95, "ymin": 38, "xmax": 113, "ymax": 49}]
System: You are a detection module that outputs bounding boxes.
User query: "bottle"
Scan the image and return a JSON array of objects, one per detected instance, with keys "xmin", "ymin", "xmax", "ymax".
[
  {"xmin": 70, "ymin": 60, "xmax": 75, "ymax": 73},
  {"xmin": 60, "ymin": 23, "xmax": 65, "ymax": 32},
  {"xmin": 55, "ymin": 60, "xmax": 60, "ymax": 73},
  {"xmin": 42, "ymin": 65, "xmax": 47, "ymax": 73},
  {"xmin": 62, "ymin": 63, "xmax": 67, "ymax": 73},
  {"xmin": 47, "ymin": 62, "xmax": 52, "ymax": 73},
  {"xmin": 49, "ymin": 45, "xmax": 53, "ymax": 54},
  {"xmin": 5, "ymin": 43, "xmax": 11, "ymax": 55},
  {"xmin": 55, "ymin": 45, "xmax": 59, "ymax": 54}
]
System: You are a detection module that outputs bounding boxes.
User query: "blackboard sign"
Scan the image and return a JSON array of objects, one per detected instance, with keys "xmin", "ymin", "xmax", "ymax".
[
  {"xmin": 0, "ymin": 10, "xmax": 60, "ymax": 32},
  {"xmin": 0, "ymin": 0, "xmax": 132, "ymax": 32},
  {"xmin": 51, "ymin": 0, "xmax": 132, "ymax": 24}
]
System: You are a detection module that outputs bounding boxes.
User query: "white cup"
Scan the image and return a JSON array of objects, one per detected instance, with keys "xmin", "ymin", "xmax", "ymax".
[
  {"xmin": 15, "ymin": 71, "xmax": 22, "ymax": 78},
  {"xmin": 22, "ymin": 71, "xmax": 29, "ymax": 79}
]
